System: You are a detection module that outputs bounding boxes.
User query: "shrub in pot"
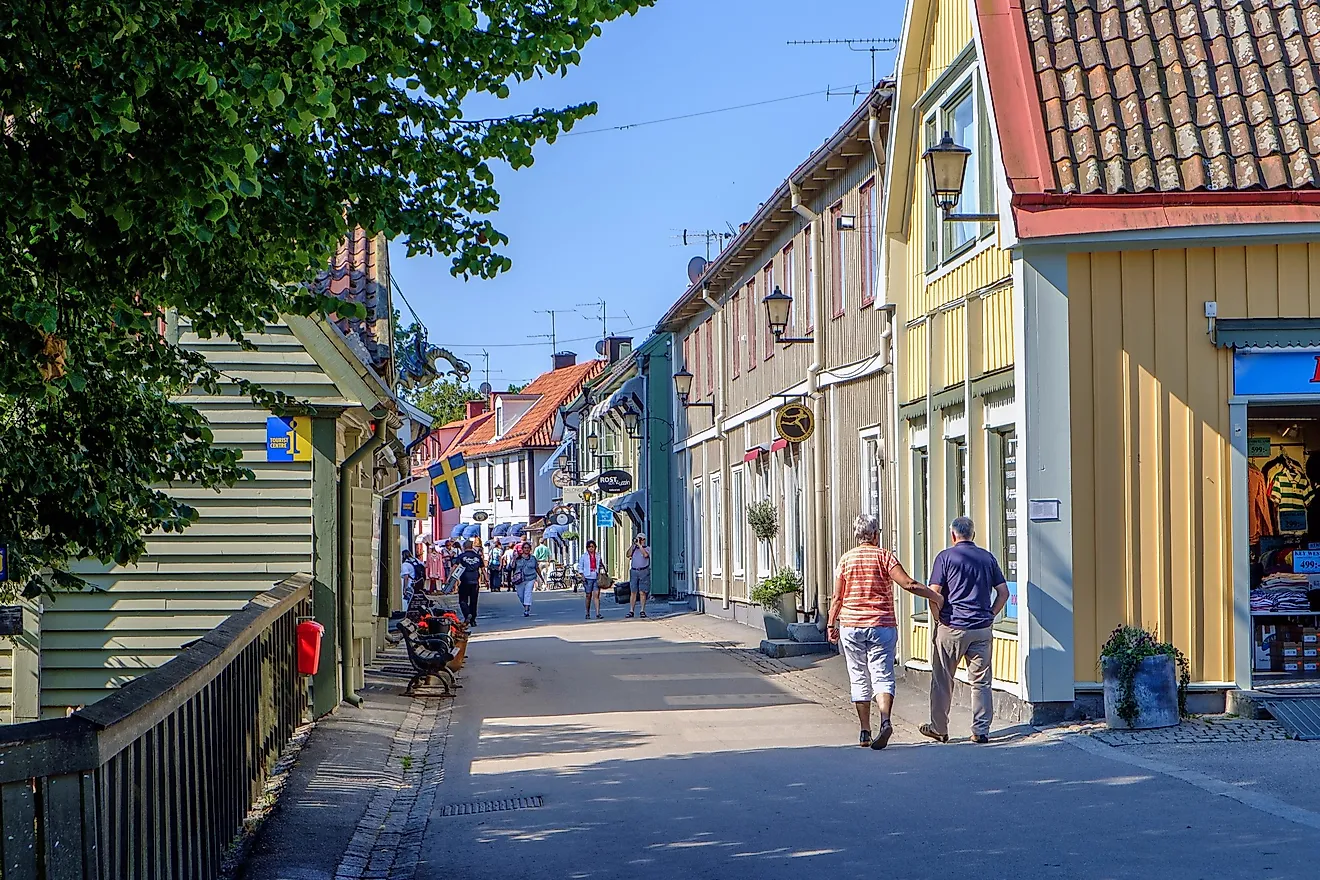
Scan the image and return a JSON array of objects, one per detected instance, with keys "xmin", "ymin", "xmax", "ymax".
[
  {"xmin": 1099, "ymin": 625, "xmax": 1189, "ymax": 729},
  {"xmin": 751, "ymin": 569, "xmax": 802, "ymax": 634}
]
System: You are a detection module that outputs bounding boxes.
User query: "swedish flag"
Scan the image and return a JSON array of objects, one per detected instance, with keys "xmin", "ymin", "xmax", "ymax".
[{"xmin": 429, "ymin": 454, "xmax": 476, "ymax": 512}]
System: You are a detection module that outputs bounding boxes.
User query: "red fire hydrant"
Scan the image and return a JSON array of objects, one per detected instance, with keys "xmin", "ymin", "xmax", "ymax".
[{"xmin": 296, "ymin": 620, "xmax": 325, "ymax": 675}]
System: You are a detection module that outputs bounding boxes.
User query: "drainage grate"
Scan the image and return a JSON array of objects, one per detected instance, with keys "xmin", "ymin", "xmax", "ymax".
[
  {"xmin": 438, "ymin": 795, "xmax": 543, "ymax": 817},
  {"xmin": 1261, "ymin": 698, "xmax": 1320, "ymax": 740}
]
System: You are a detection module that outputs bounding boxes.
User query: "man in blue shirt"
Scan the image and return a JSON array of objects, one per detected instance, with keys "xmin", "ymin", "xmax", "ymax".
[{"xmin": 920, "ymin": 516, "xmax": 1009, "ymax": 745}]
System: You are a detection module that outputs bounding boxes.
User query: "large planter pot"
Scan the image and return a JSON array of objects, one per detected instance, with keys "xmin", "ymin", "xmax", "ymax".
[
  {"xmin": 775, "ymin": 592, "xmax": 798, "ymax": 624},
  {"xmin": 1101, "ymin": 654, "xmax": 1179, "ymax": 729}
]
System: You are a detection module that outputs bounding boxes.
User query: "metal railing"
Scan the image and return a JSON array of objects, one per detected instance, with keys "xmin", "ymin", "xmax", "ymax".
[{"xmin": 0, "ymin": 573, "xmax": 313, "ymax": 880}]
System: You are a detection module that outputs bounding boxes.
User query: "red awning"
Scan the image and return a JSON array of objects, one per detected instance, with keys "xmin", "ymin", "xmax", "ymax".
[
  {"xmin": 743, "ymin": 446, "xmax": 767, "ymax": 462},
  {"xmin": 770, "ymin": 438, "xmax": 789, "ymax": 453}
]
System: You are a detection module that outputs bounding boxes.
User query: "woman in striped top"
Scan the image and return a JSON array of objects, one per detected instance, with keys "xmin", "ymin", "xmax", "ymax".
[{"xmin": 827, "ymin": 514, "xmax": 944, "ymax": 750}]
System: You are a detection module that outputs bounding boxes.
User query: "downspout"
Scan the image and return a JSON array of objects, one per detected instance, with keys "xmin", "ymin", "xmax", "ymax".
[
  {"xmin": 792, "ymin": 181, "xmax": 829, "ymax": 624},
  {"xmin": 701, "ymin": 288, "xmax": 731, "ymax": 609},
  {"xmin": 869, "ymin": 99, "xmax": 898, "ymax": 554},
  {"xmin": 339, "ymin": 415, "xmax": 385, "ymax": 708}
]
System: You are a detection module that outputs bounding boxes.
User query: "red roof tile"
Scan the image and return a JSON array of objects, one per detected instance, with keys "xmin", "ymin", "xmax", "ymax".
[
  {"xmin": 1021, "ymin": 0, "xmax": 1320, "ymax": 196},
  {"xmin": 455, "ymin": 360, "xmax": 604, "ymax": 458}
]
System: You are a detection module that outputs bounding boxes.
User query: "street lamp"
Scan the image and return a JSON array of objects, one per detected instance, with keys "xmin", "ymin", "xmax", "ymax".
[
  {"xmin": 624, "ymin": 410, "xmax": 640, "ymax": 438},
  {"xmin": 672, "ymin": 368, "xmax": 714, "ymax": 410},
  {"xmin": 921, "ymin": 131, "xmax": 999, "ymax": 223},
  {"xmin": 763, "ymin": 286, "xmax": 813, "ymax": 346},
  {"xmin": 587, "ymin": 431, "xmax": 600, "ymax": 454}
]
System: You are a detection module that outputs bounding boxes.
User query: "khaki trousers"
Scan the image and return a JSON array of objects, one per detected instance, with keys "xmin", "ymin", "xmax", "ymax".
[{"xmin": 929, "ymin": 623, "xmax": 994, "ymax": 737}]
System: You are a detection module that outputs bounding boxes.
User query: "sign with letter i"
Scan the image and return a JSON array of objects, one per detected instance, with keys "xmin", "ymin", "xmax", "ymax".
[{"xmin": 266, "ymin": 416, "xmax": 312, "ymax": 462}]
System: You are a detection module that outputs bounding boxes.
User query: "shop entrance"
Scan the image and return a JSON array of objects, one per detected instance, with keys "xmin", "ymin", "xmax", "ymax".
[{"xmin": 1247, "ymin": 404, "xmax": 1320, "ymax": 689}]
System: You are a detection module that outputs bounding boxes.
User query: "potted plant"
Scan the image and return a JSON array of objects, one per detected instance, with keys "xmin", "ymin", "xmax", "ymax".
[
  {"xmin": 1099, "ymin": 624, "xmax": 1190, "ymax": 729},
  {"xmin": 751, "ymin": 568, "xmax": 803, "ymax": 630},
  {"xmin": 747, "ymin": 500, "xmax": 779, "ymax": 544}
]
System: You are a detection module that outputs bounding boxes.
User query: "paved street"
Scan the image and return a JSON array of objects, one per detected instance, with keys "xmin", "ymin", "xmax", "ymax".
[{"xmin": 243, "ymin": 591, "xmax": 1320, "ymax": 880}]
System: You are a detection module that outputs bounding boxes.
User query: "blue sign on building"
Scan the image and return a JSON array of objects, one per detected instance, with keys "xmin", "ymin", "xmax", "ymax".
[
  {"xmin": 266, "ymin": 416, "xmax": 312, "ymax": 462},
  {"xmin": 596, "ymin": 504, "xmax": 615, "ymax": 529},
  {"xmin": 0, "ymin": 545, "xmax": 7, "ymax": 582},
  {"xmin": 1234, "ymin": 349, "xmax": 1320, "ymax": 397}
]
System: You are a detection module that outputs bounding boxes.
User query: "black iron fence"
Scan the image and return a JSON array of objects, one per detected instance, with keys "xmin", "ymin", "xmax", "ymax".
[{"xmin": 0, "ymin": 573, "xmax": 313, "ymax": 880}]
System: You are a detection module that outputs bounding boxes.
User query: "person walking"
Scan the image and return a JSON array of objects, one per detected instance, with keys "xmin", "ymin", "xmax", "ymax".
[
  {"xmin": 827, "ymin": 514, "xmax": 944, "ymax": 750},
  {"xmin": 485, "ymin": 539, "xmax": 503, "ymax": 592},
  {"xmin": 401, "ymin": 551, "xmax": 417, "ymax": 609},
  {"xmin": 625, "ymin": 533, "xmax": 651, "ymax": 618},
  {"xmin": 921, "ymin": 516, "xmax": 1010, "ymax": 745},
  {"xmin": 510, "ymin": 542, "xmax": 543, "ymax": 617},
  {"xmin": 578, "ymin": 540, "xmax": 604, "ymax": 620},
  {"xmin": 453, "ymin": 538, "xmax": 486, "ymax": 627},
  {"xmin": 533, "ymin": 538, "xmax": 553, "ymax": 586}
]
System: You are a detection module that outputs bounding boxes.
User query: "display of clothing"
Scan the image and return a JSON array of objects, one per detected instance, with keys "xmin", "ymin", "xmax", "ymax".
[
  {"xmin": 1267, "ymin": 455, "xmax": 1315, "ymax": 532},
  {"xmin": 1249, "ymin": 463, "xmax": 1274, "ymax": 544}
]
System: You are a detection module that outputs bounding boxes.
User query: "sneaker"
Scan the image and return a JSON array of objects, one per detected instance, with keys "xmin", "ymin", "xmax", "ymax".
[
  {"xmin": 596, "ymin": 614, "xmax": 603, "ymax": 619},
  {"xmin": 971, "ymin": 734, "xmax": 990, "ymax": 744},
  {"xmin": 523, "ymin": 609, "xmax": 530, "ymax": 618},
  {"xmin": 918, "ymin": 724, "xmax": 949, "ymax": 743},
  {"xmin": 870, "ymin": 721, "xmax": 893, "ymax": 750},
  {"xmin": 585, "ymin": 613, "xmax": 591, "ymax": 620},
  {"xmin": 858, "ymin": 729, "xmax": 872, "ymax": 747}
]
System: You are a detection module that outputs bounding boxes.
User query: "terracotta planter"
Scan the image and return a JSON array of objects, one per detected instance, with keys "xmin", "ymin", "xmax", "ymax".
[{"xmin": 1101, "ymin": 654, "xmax": 1179, "ymax": 729}]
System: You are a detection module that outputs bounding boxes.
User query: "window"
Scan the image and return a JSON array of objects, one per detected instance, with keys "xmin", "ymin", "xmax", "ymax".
[
  {"xmin": 763, "ymin": 263, "xmax": 775, "ymax": 360},
  {"xmin": 860, "ymin": 178, "xmax": 876, "ymax": 306},
  {"xmin": 692, "ymin": 478, "xmax": 704, "ymax": 575},
  {"xmin": 486, "ymin": 462, "xmax": 495, "ymax": 503},
  {"xmin": 784, "ymin": 454, "xmax": 805, "ymax": 574},
  {"xmin": 501, "ymin": 458, "xmax": 511, "ymax": 499},
  {"xmin": 731, "ymin": 467, "xmax": 746, "ymax": 576},
  {"xmin": 517, "ymin": 456, "xmax": 528, "ymax": 499},
  {"xmin": 746, "ymin": 278, "xmax": 757, "ymax": 370},
  {"xmin": 805, "ymin": 230, "xmax": 816, "ymax": 330},
  {"xmin": 912, "ymin": 447, "xmax": 930, "ymax": 617},
  {"xmin": 925, "ymin": 73, "xmax": 995, "ymax": 269},
  {"xmin": 991, "ymin": 429, "xmax": 1019, "ymax": 626},
  {"xmin": 704, "ymin": 318, "xmax": 714, "ymax": 395},
  {"xmin": 948, "ymin": 439, "xmax": 969, "ymax": 519},
  {"xmin": 756, "ymin": 462, "xmax": 772, "ymax": 576},
  {"xmin": 731, "ymin": 291, "xmax": 741, "ymax": 378},
  {"xmin": 861, "ymin": 434, "xmax": 882, "ymax": 520},
  {"xmin": 830, "ymin": 202, "xmax": 847, "ymax": 318},
  {"xmin": 709, "ymin": 473, "xmax": 723, "ymax": 575},
  {"xmin": 782, "ymin": 243, "xmax": 796, "ymax": 330}
]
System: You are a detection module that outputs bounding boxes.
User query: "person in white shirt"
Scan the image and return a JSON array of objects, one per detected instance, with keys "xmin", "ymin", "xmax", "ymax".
[{"xmin": 578, "ymin": 540, "xmax": 604, "ymax": 620}]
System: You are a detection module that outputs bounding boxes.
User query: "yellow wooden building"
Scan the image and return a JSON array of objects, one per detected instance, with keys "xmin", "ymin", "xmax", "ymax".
[{"xmin": 886, "ymin": 0, "xmax": 1320, "ymax": 718}]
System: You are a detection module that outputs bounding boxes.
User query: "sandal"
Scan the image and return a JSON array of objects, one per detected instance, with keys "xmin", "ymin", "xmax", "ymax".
[
  {"xmin": 918, "ymin": 723, "xmax": 948, "ymax": 743},
  {"xmin": 596, "ymin": 614, "xmax": 603, "ymax": 619},
  {"xmin": 639, "ymin": 611, "xmax": 647, "ymax": 618},
  {"xmin": 871, "ymin": 721, "xmax": 893, "ymax": 750},
  {"xmin": 625, "ymin": 612, "xmax": 634, "ymax": 618},
  {"xmin": 858, "ymin": 729, "xmax": 872, "ymax": 747}
]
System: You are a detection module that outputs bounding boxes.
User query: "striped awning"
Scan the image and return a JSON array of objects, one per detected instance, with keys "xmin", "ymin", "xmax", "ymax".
[{"xmin": 538, "ymin": 431, "xmax": 576, "ymax": 476}]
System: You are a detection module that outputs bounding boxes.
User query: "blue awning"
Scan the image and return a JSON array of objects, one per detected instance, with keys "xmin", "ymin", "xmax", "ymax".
[
  {"xmin": 462, "ymin": 524, "xmax": 481, "ymax": 539},
  {"xmin": 589, "ymin": 375, "xmax": 645, "ymax": 422},
  {"xmin": 544, "ymin": 524, "xmax": 566, "ymax": 544},
  {"xmin": 492, "ymin": 523, "xmax": 510, "ymax": 537},
  {"xmin": 605, "ymin": 490, "xmax": 647, "ymax": 530},
  {"xmin": 510, "ymin": 523, "xmax": 526, "ymax": 536},
  {"xmin": 538, "ymin": 431, "xmax": 576, "ymax": 476},
  {"xmin": 449, "ymin": 523, "xmax": 467, "ymax": 539}
]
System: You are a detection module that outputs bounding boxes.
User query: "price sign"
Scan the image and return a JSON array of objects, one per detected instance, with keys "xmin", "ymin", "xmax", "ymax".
[
  {"xmin": 1248, "ymin": 436, "xmax": 1272, "ymax": 458},
  {"xmin": 1293, "ymin": 550, "xmax": 1320, "ymax": 574}
]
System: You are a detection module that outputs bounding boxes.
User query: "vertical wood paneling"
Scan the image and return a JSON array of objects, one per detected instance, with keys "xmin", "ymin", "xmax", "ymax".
[
  {"xmin": 981, "ymin": 285, "xmax": 1014, "ymax": 373},
  {"xmin": 1278, "ymin": 243, "xmax": 1309, "ymax": 316},
  {"xmin": 904, "ymin": 321, "xmax": 929, "ymax": 401},
  {"xmin": 1068, "ymin": 254, "xmax": 1098, "ymax": 676},
  {"xmin": 943, "ymin": 305, "xmax": 966, "ymax": 387},
  {"xmin": 1154, "ymin": 250, "xmax": 1189, "ymax": 650},
  {"xmin": 1245, "ymin": 245, "xmax": 1280, "ymax": 317}
]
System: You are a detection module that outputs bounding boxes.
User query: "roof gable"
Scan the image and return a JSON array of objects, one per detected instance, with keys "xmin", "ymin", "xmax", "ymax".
[{"xmin": 457, "ymin": 360, "xmax": 605, "ymax": 457}]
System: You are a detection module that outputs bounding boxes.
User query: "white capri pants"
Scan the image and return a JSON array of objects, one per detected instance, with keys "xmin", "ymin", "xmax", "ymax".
[{"xmin": 839, "ymin": 625, "xmax": 898, "ymax": 703}]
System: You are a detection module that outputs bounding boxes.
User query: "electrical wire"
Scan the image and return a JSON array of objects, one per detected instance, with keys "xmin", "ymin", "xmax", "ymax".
[
  {"xmin": 563, "ymin": 82, "xmax": 873, "ymax": 137},
  {"xmin": 430, "ymin": 323, "xmax": 654, "ymax": 349}
]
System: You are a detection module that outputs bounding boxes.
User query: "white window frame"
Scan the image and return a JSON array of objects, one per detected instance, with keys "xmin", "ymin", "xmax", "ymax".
[
  {"xmin": 923, "ymin": 67, "xmax": 995, "ymax": 273},
  {"xmin": 783, "ymin": 454, "xmax": 805, "ymax": 575},
  {"xmin": 691, "ymin": 476, "xmax": 704, "ymax": 577},
  {"xmin": 859, "ymin": 428, "xmax": 882, "ymax": 522},
  {"xmin": 709, "ymin": 472, "xmax": 723, "ymax": 576},
  {"xmin": 731, "ymin": 466, "xmax": 746, "ymax": 577},
  {"xmin": 756, "ymin": 460, "xmax": 773, "ymax": 577}
]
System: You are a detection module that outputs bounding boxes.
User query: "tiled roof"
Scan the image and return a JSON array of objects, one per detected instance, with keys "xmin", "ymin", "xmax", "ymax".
[
  {"xmin": 1025, "ymin": 0, "xmax": 1320, "ymax": 195},
  {"xmin": 312, "ymin": 228, "xmax": 391, "ymax": 372},
  {"xmin": 456, "ymin": 360, "xmax": 605, "ymax": 458}
]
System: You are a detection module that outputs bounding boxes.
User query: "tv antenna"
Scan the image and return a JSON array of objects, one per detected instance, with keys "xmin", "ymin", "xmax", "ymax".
[
  {"xmin": 670, "ymin": 228, "xmax": 735, "ymax": 261},
  {"xmin": 533, "ymin": 308, "xmax": 574, "ymax": 355},
  {"xmin": 786, "ymin": 38, "xmax": 900, "ymax": 85},
  {"xmin": 576, "ymin": 299, "xmax": 631, "ymax": 342}
]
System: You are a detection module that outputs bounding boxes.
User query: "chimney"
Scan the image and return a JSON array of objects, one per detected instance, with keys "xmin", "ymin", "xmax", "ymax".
[
  {"xmin": 552, "ymin": 351, "xmax": 577, "ymax": 370},
  {"xmin": 605, "ymin": 336, "xmax": 633, "ymax": 364},
  {"xmin": 465, "ymin": 399, "xmax": 487, "ymax": 419}
]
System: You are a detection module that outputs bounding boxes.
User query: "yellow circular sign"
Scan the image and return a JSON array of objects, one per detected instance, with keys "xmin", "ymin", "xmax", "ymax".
[{"xmin": 776, "ymin": 403, "xmax": 814, "ymax": 443}]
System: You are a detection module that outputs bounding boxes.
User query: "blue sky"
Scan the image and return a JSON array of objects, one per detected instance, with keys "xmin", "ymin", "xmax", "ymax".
[{"xmin": 389, "ymin": 0, "xmax": 906, "ymax": 389}]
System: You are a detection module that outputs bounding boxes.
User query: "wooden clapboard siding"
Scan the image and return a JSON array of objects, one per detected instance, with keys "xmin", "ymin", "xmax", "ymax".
[
  {"xmin": 350, "ymin": 486, "xmax": 376, "ymax": 643},
  {"xmin": 942, "ymin": 305, "xmax": 967, "ymax": 388},
  {"xmin": 908, "ymin": 622, "xmax": 1020, "ymax": 684},
  {"xmin": 36, "ymin": 323, "xmax": 334, "ymax": 717},
  {"xmin": 1066, "ymin": 245, "xmax": 1320, "ymax": 685},
  {"xmin": 904, "ymin": 320, "xmax": 929, "ymax": 402}
]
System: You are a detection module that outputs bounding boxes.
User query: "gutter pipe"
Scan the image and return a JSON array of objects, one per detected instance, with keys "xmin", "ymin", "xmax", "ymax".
[
  {"xmin": 701, "ymin": 288, "xmax": 732, "ymax": 609},
  {"xmin": 339, "ymin": 415, "xmax": 386, "ymax": 708}
]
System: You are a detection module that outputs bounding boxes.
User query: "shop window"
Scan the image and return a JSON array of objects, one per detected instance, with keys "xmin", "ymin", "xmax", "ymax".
[
  {"xmin": 731, "ymin": 467, "xmax": 746, "ymax": 576},
  {"xmin": 756, "ymin": 461, "xmax": 773, "ymax": 576},
  {"xmin": 709, "ymin": 472, "xmax": 723, "ymax": 575},
  {"xmin": 912, "ymin": 447, "xmax": 930, "ymax": 619},
  {"xmin": 990, "ymin": 429, "xmax": 1018, "ymax": 629},
  {"xmin": 784, "ymin": 454, "xmax": 805, "ymax": 574}
]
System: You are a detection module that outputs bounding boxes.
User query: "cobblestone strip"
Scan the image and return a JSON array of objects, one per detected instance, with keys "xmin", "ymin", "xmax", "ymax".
[
  {"xmin": 658, "ymin": 616, "xmax": 858, "ymax": 725},
  {"xmin": 334, "ymin": 689, "xmax": 455, "ymax": 880},
  {"xmin": 1078, "ymin": 716, "xmax": 1292, "ymax": 745}
]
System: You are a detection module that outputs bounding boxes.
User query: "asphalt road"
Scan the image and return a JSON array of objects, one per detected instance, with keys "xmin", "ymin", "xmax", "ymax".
[{"xmin": 414, "ymin": 590, "xmax": 1320, "ymax": 880}]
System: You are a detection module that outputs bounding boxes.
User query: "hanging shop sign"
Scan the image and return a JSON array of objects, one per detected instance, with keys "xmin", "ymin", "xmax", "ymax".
[
  {"xmin": 266, "ymin": 416, "xmax": 312, "ymax": 462},
  {"xmin": 0, "ymin": 605, "xmax": 21, "ymax": 636},
  {"xmin": 776, "ymin": 403, "xmax": 815, "ymax": 443},
  {"xmin": 551, "ymin": 469, "xmax": 573, "ymax": 489},
  {"xmin": 1234, "ymin": 349, "xmax": 1320, "ymax": 397},
  {"xmin": 472, "ymin": 510, "xmax": 490, "ymax": 523},
  {"xmin": 561, "ymin": 485, "xmax": 593, "ymax": 505},
  {"xmin": 597, "ymin": 469, "xmax": 634, "ymax": 495},
  {"xmin": 554, "ymin": 512, "xmax": 572, "ymax": 526},
  {"xmin": 596, "ymin": 504, "xmax": 616, "ymax": 528}
]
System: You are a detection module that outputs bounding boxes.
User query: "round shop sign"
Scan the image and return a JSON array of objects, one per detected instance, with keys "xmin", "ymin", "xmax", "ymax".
[
  {"xmin": 472, "ymin": 510, "xmax": 490, "ymax": 523},
  {"xmin": 776, "ymin": 403, "xmax": 814, "ymax": 443},
  {"xmin": 597, "ymin": 469, "xmax": 633, "ymax": 495},
  {"xmin": 551, "ymin": 469, "xmax": 572, "ymax": 488},
  {"xmin": 554, "ymin": 512, "xmax": 571, "ymax": 526}
]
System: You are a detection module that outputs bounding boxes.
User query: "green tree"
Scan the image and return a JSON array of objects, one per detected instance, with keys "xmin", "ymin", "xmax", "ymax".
[
  {"xmin": 506, "ymin": 382, "xmax": 528, "ymax": 393},
  {"xmin": 411, "ymin": 378, "xmax": 484, "ymax": 426},
  {"xmin": 0, "ymin": 0, "xmax": 650, "ymax": 598}
]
